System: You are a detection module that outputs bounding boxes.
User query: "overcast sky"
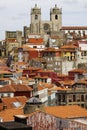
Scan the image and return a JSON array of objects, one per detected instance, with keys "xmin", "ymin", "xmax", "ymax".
[{"xmin": 0, "ymin": 0, "xmax": 87, "ymax": 40}]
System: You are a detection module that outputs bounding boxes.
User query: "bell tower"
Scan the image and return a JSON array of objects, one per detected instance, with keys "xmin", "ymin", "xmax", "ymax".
[
  {"xmin": 50, "ymin": 4, "xmax": 62, "ymax": 32},
  {"xmin": 30, "ymin": 4, "xmax": 41, "ymax": 34}
]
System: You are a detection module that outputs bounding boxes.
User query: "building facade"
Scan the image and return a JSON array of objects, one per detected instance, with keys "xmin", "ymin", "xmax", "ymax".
[{"xmin": 24, "ymin": 4, "xmax": 62, "ymax": 38}]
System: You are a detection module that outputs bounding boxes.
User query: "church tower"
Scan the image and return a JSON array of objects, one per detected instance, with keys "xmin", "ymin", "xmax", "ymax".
[
  {"xmin": 30, "ymin": 4, "xmax": 41, "ymax": 34},
  {"xmin": 50, "ymin": 4, "xmax": 62, "ymax": 32}
]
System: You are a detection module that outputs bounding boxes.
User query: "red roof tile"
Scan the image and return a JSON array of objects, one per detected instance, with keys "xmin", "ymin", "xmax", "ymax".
[
  {"xmin": 12, "ymin": 84, "xmax": 33, "ymax": 92},
  {"xmin": 1, "ymin": 96, "xmax": 27, "ymax": 109},
  {"xmin": 0, "ymin": 108, "xmax": 23, "ymax": 122},
  {"xmin": 27, "ymin": 38, "xmax": 43, "ymax": 43},
  {"xmin": 61, "ymin": 26, "xmax": 87, "ymax": 30},
  {"xmin": 0, "ymin": 85, "xmax": 15, "ymax": 93},
  {"xmin": 45, "ymin": 105, "xmax": 87, "ymax": 119}
]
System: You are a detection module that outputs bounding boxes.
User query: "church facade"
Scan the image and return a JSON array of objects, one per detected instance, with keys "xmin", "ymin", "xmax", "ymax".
[
  {"xmin": 24, "ymin": 4, "xmax": 87, "ymax": 39},
  {"xmin": 24, "ymin": 4, "xmax": 62, "ymax": 38}
]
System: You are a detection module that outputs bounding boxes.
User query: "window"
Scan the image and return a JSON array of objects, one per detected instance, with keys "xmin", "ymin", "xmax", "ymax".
[
  {"xmin": 1, "ymin": 94, "xmax": 4, "ymax": 98},
  {"xmin": 81, "ymin": 95, "xmax": 84, "ymax": 101},
  {"xmin": 55, "ymin": 15, "xmax": 58, "ymax": 20},
  {"xmin": 35, "ymin": 15, "xmax": 38, "ymax": 20},
  {"xmin": 8, "ymin": 93, "xmax": 10, "ymax": 97},
  {"xmin": 62, "ymin": 95, "xmax": 65, "ymax": 102},
  {"xmin": 73, "ymin": 95, "xmax": 76, "ymax": 102},
  {"xmin": 58, "ymin": 94, "xmax": 61, "ymax": 102},
  {"xmin": 33, "ymin": 46, "xmax": 37, "ymax": 48}
]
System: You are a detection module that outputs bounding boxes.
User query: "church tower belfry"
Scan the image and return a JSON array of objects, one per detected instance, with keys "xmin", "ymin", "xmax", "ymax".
[
  {"xmin": 50, "ymin": 4, "xmax": 62, "ymax": 31},
  {"xmin": 30, "ymin": 4, "xmax": 41, "ymax": 34}
]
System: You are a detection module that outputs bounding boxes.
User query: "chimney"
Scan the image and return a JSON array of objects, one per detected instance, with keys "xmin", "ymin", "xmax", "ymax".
[{"xmin": 3, "ymin": 105, "xmax": 7, "ymax": 110}]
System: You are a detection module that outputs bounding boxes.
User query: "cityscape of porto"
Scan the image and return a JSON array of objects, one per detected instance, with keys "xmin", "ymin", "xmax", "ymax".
[{"xmin": 0, "ymin": 0, "xmax": 87, "ymax": 130}]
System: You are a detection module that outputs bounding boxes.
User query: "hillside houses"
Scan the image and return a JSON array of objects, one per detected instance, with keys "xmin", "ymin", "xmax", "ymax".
[{"xmin": 0, "ymin": 3, "xmax": 87, "ymax": 130}]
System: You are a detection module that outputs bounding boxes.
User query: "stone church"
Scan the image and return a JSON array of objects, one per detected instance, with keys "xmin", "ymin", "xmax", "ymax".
[
  {"xmin": 24, "ymin": 4, "xmax": 87, "ymax": 39},
  {"xmin": 24, "ymin": 4, "xmax": 62, "ymax": 38}
]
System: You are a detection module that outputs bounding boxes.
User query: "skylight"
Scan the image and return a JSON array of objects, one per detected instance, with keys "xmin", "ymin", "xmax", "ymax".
[{"xmin": 12, "ymin": 102, "xmax": 22, "ymax": 108}]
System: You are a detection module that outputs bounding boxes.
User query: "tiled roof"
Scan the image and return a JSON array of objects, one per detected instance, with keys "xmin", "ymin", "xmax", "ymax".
[
  {"xmin": 76, "ymin": 78, "xmax": 87, "ymax": 84},
  {"xmin": 1, "ymin": 105, "xmax": 87, "ymax": 122},
  {"xmin": 38, "ymin": 82, "xmax": 53, "ymax": 89},
  {"xmin": 35, "ymin": 75, "xmax": 49, "ymax": 79},
  {"xmin": 38, "ymin": 69, "xmax": 53, "ymax": 73},
  {"xmin": 57, "ymin": 73, "xmax": 68, "ymax": 77},
  {"xmin": 0, "ymin": 108, "xmax": 23, "ymax": 122},
  {"xmin": 45, "ymin": 105, "xmax": 87, "ymax": 119},
  {"xmin": 19, "ymin": 46, "xmax": 36, "ymax": 51},
  {"xmin": 1, "ymin": 96, "xmax": 27, "ymax": 109},
  {"xmin": 23, "ymin": 67, "xmax": 41, "ymax": 71},
  {"xmin": 49, "ymin": 86, "xmax": 71, "ymax": 91},
  {"xmin": 27, "ymin": 38, "xmax": 43, "ymax": 43},
  {"xmin": 15, "ymin": 62, "xmax": 26, "ymax": 65},
  {"xmin": 60, "ymin": 44, "xmax": 78, "ymax": 49},
  {"xmin": 41, "ymin": 47, "xmax": 58, "ymax": 52},
  {"xmin": 61, "ymin": 26, "xmax": 87, "ymax": 30},
  {"xmin": 58, "ymin": 80, "xmax": 75, "ymax": 86},
  {"xmin": 12, "ymin": 84, "xmax": 33, "ymax": 92},
  {"xmin": 38, "ymin": 86, "xmax": 45, "ymax": 91},
  {"xmin": 0, "ymin": 70, "xmax": 12, "ymax": 74},
  {"xmin": 68, "ymin": 69, "xmax": 84, "ymax": 73},
  {"xmin": 0, "ymin": 85, "xmax": 15, "ymax": 93}
]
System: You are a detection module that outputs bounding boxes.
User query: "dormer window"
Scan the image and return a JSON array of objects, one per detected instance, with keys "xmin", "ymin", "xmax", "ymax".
[
  {"xmin": 35, "ymin": 15, "xmax": 38, "ymax": 20},
  {"xmin": 55, "ymin": 15, "xmax": 58, "ymax": 20}
]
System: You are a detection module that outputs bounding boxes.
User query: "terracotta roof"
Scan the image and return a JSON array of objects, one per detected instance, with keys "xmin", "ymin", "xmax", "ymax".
[
  {"xmin": 38, "ymin": 69, "xmax": 53, "ymax": 73},
  {"xmin": 23, "ymin": 67, "xmax": 41, "ymax": 71},
  {"xmin": 38, "ymin": 86, "xmax": 45, "ymax": 91},
  {"xmin": 27, "ymin": 38, "xmax": 43, "ymax": 43},
  {"xmin": 76, "ymin": 78, "xmax": 87, "ymax": 84},
  {"xmin": 12, "ymin": 84, "xmax": 33, "ymax": 92},
  {"xmin": 19, "ymin": 46, "xmax": 36, "ymax": 51},
  {"xmin": 1, "ymin": 96, "xmax": 27, "ymax": 109},
  {"xmin": 35, "ymin": 75, "xmax": 49, "ymax": 79},
  {"xmin": 49, "ymin": 86, "xmax": 71, "ymax": 91},
  {"xmin": 0, "ymin": 70, "xmax": 12, "ymax": 74},
  {"xmin": 45, "ymin": 105, "xmax": 87, "ymax": 119},
  {"xmin": 38, "ymin": 82, "xmax": 53, "ymax": 89},
  {"xmin": 58, "ymin": 80, "xmax": 75, "ymax": 86},
  {"xmin": 1, "ymin": 105, "xmax": 87, "ymax": 122},
  {"xmin": 41, "ymin": 47, "xmax": 58, "ymax": 52},
  {"xmin": 0, "ymin": 85, "xmax": 15, "ymax": 93},
  {"xmin": 57, "ymin": 73, "xmax": 68, "ymax": 77},
  {"xmin": 0, "ymin": 108, "xmax": 23, "ymax": 122},
  {"xmin": 15, "ymin": 62, "xmax": 26, "ymax": 65},
  {"xmin": 61, "ymin": 26, "xmax": 87, "ymax": 30},
  {"xmin": 0, "ymin": 78, "xmax": 10, "ymax": 81},
  {"xmin": 68, "ymin": 69, "xmax": 84, "ymax": 73},
  {"xmin": 60, "ymin": 44, "xmax": 78, "ymax": 49}
]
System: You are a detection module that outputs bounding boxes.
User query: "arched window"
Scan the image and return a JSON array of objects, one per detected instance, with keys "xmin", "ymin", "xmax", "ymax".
[
  {"xmin": 35, "ymin": 15, "xmax": 38, "ymax": 20},
  {"xmin": 55, "ymin": 15, "xmax": 58, "ymax": 20}
]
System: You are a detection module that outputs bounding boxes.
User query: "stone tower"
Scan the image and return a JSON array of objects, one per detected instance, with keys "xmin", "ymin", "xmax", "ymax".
[
  {"xmin": 29, "ymin": 4, "xmax": 62, "ymax": 36},
  {"xmin": 23, "ymin": 97, "xmax": 45, "ymax": 114},
  {"xmin": 30, "ymin": 4, "xmax": 41, "ymax": 34},
  {"xmin": 50, "ymin": 4, "xmax": 62, "ymax": 32}
]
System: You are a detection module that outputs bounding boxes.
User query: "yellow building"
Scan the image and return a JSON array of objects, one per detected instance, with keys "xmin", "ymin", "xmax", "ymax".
[{"xmin": 59, "ymin": 44, "xmax": 79, "ymax": 61}]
